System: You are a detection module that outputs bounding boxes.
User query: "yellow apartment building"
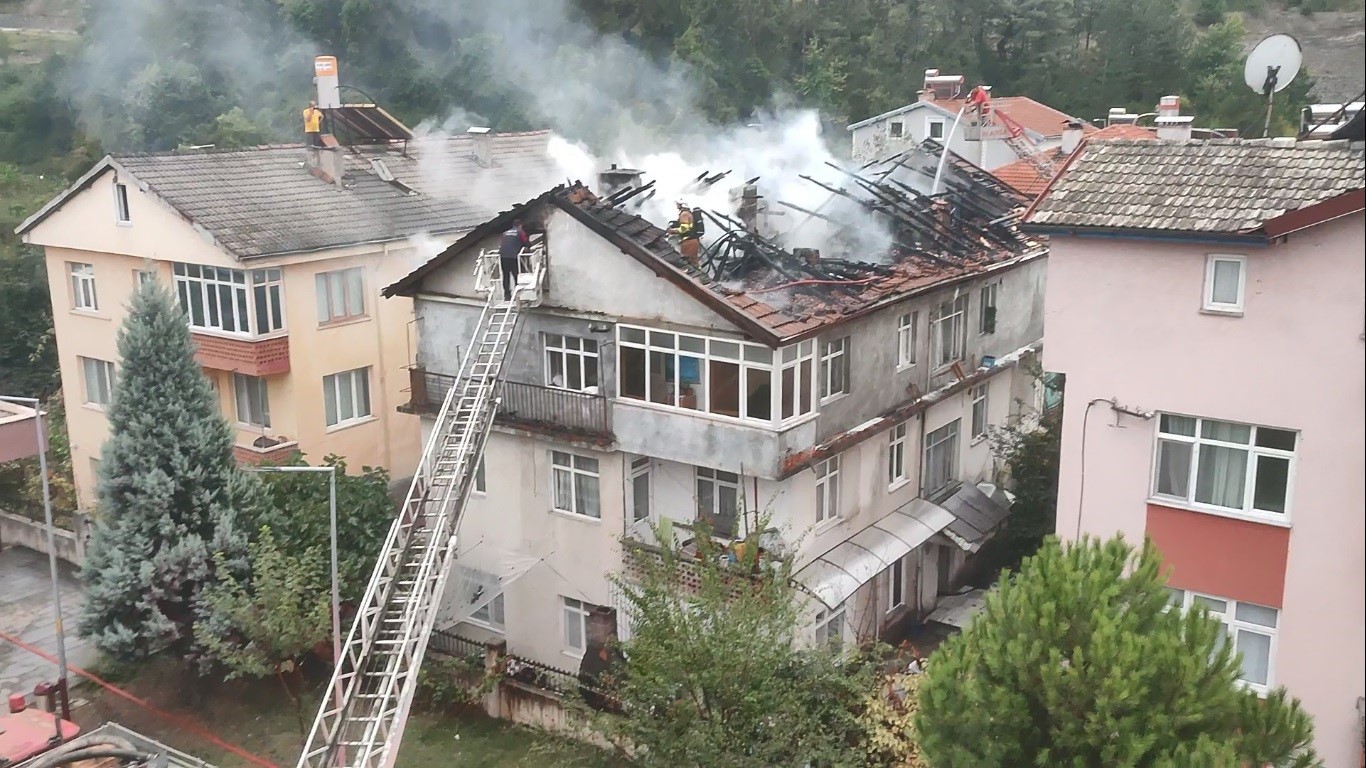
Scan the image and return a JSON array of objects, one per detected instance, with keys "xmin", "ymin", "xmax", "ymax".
[{"xmin": 17, "ymin": 129, "xmax": 556, "ymax": 508}]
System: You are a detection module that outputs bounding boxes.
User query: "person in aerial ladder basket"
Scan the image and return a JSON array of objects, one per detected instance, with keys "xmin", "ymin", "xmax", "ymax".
[
  {"xmin": 499, "ymin": 220, "xmax": 530, "ymax": 302},
  {"xmin": 667, "ymin": 201, "xmax": 701, "ymax": 265}
]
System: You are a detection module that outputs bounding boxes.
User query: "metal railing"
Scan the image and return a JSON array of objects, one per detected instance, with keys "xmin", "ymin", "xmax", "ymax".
[
  {"xmin": 406, "ymin": 368, "xmax": 611, "ymax": 439},
  {"xmin": 428, "ymin": 629, "xmax": 485, "ymax": 661}
]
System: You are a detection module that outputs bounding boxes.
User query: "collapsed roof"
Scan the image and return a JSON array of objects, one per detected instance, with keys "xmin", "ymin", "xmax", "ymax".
[{"xmin": 388, "ymin": 140, "xmax": 1045, "ymax": 345}]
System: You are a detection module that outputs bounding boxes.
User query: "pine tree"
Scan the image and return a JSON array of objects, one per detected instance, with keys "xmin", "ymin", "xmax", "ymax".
[
  {"xmin": 915, "ymin": 536, "xmax": 1320, "ymax": 767},
  {"xmin": 79, "ymin": 279, "xmax": 255, "ymax": 664}
]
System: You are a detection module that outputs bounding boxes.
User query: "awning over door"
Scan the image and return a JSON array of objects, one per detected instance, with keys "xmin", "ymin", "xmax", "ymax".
[
  {"xmin": 939, "ymin": 482, "xmax": 1014, "ymax": 553},
  {"xmin": 795, "ymin": 499, "xmax": 957, "ymax": 610},
  {"xmin": 434, "ymin": 538, "xmax": 543, "ymax": 628}
]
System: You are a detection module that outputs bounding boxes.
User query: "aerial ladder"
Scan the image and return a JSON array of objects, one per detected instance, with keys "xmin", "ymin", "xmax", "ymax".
[
  {"xmin": 297, "ymin": 240, "xmax": 545, "ymax": 768},
  {"xmin": 966, "ymin": 86, "xmax": 1058, "ymax": 177}
]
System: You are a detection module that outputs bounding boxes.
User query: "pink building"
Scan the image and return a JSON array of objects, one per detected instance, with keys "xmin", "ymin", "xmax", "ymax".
[{"xmin": 1027, "ymin": 138, "xmax": 1365, "ymax": 766}]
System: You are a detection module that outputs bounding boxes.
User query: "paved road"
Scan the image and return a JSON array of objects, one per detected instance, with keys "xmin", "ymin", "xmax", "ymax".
[{"xmin": 0, "ymin": 546, "xmax": 96, "ymax": 699}]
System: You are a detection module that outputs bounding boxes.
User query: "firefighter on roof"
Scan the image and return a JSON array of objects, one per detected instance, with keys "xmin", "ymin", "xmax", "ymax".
[
  {"xmin": 303, "ymin": 101, "xmax": 324, "ymax": 147},
  {"xmin": 667, "ymin": 201, "xmax": 702, "ymax": 266}
]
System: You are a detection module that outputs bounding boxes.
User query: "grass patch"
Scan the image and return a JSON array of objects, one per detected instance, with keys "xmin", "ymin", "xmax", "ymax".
[{"xmin": 69, "ymin": 656, "xmax": 624, "ymax": 767}]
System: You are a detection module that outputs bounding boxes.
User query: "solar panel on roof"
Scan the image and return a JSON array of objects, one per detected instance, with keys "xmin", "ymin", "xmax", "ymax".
[{"xmin": 324, "ymin": 104, "xmax": 414, "ymax": 144}]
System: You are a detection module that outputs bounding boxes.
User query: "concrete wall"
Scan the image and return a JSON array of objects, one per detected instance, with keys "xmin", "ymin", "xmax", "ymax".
[
  {"xmin": 0, "ymin": 511, "xmax": 88, "ymax": 565},
  {"xmin": 1043, "ymin": 214, "xmax": 1366, "ymax": 768},
  {"xmin": 850, "ymin": 108, "xmax": 1057, "ymax": 170},
  {"xmin": 33, "ymin": 171, "xmax": 424, "ymax": 509},
  {"xmin": 813, "ymin": 256, "xmax": 1046, "ymax": 442}
]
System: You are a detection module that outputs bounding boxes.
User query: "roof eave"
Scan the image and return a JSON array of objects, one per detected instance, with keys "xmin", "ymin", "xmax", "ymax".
[
  {"xmin": 1019, "ymin": 223, "xmax": 1271, "ymax": 246},
  {"xmin": 1259, "ymin": 188, "xmax": 1365, "ymax": 238}
]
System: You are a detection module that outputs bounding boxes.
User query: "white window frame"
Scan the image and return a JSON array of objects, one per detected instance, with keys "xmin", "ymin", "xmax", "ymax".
[
  {"xmin": 135, "ymin": 268, "xmax": 156, "ymax": 287},
  {"xmin": 1203, "ymin": 254, "xmax": 1246, "ymax": 314},
  {"xmin": 551, "ymin": 450, "xmax": 601, "ymax": 519},
  {"xmin": 930, "ymin": 295, "xmax": 967, "ymax": 369},
  {"xmin": 818, "ymin": 337, "xmax": 849, "ymax": 401},
  {"xmin": 80, "ymin": 357, "xmax": 116, "ymax": 407},
  {"xmin": 544, "ymin": 333, "xmax": 600, "ymax": 392},
  {"xmin": 896, "ymin": 311, "xmax": 917, "ymax": 370},
  {"xmin": 923, "ymin": 419, "xmax": 961, "ymax": 495},
  {"xmin": 469, "ymin": 590, "xmax": 505, "ymax": 631},
  {"xmin": 888, "ymin": 422, "xmax": 909, "ymax": 489},
  {"xmin": 617, "ymin": 325, "xmax": 804, "ymax": 426},
  {"xmin": 886, "ymin": 557, "xmax": 906, "ymax": 613},
  {"xmin": 173, "ymin": 263, "xmax": 285, "ymax": 337},
  {"xmin": 562, "ymin": 596, "xmax": 590, "ymax": 656},
  {"xmin": 815, "ymin": 456, "xmax": 841, "ymax": 524},
  {"xmin": 1167, "ymin": 587, "xmax": 1277, "ymax": 694},
  {"xmin": 323, "ymin": 367, "xmax": 372, "ymax": 428},
  {"xmin": 233, "ymin": 373, "xmax": 271, "ymax": 429},
  {"xmin": 696, "ymin": 466, "xmax": 742, "ymax": 537},
  {"xmin": 315, "ymin": 267, "xmax": 366, "ymax": 325},
  {"xmin": 889, "ymin": 120, "xmax": 904, "ymax": 138},
  {"xmin": 815, "ymin": 603, "xmax": 846, "ymax": 649},
  {"xmin": 1151, "ymin": 414, "xmax": 1296, "ymax": 524},
  {"xmin": 970, "ymin": 384, "xmax": 988, "ymax": 441},
  {"xmin": 69, "ymin": 262, "xmax": 98, "ymax": 312},
  {"xmin": 779, "ymin": 340, "xmax": 816, "ymax": 423},
  {"xmin": 114, "ymin": 182, "xmax": 131, "ymax": 224},
  {"xmin": 979, "ymin": 283, "xmax": 998, "ymax": 335},
  {"xmin": 928, "ymin": 118, "xmax": 946, "ymax": 141},
  {"xmin": 629, "ymin": 456, "xmax": 651, "ymax": 524}
]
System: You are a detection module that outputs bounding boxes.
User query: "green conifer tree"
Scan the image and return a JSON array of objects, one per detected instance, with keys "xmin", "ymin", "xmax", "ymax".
[
  {"xmin": 79, "ymin": 279, "xmax": 255, "ymax": 664},
  {"xmin": 916, "ymin": 536, "xmax": 1320, "ymax": 767}
]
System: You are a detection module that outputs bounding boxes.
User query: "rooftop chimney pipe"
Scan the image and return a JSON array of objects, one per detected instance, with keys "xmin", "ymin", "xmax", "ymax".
[
  {"xmin": 314, "ymin": 56, "xmax": 340, "ymax": 109},
  {"xmin": 468, "ymin": 126, "xmax": 492, "ymax": 168},
  {"xmin": 1060, "ymin": 120, "xmax": 1084, "ymax": 155}
]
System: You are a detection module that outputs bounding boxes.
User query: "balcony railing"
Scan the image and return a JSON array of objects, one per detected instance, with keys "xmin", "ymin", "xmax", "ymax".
[{"xmin": 403, "ymin": 367, "xmax": 612, "ymax": 441}]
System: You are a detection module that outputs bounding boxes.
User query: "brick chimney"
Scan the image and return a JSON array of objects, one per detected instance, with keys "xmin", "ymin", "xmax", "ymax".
[
  {"xmin": 922, "ymin": 68, "xmax": 965, "ymax": 101},
  {"xmin": 1154, "ymin": 95, "xmax": 1193, "ymax": 141},
  {"xmin": 1060, "ymin": 120, "xmax": 1084, "ymax": 155},
  {"xmin": 468, "ymin": 126, "xmax": 493, "ymax": 168}
]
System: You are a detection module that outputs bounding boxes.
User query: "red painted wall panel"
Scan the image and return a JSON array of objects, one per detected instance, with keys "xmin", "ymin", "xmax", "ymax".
[{"xmin": 1145, "ymin": 503, "xmax": 1290, "ymax": 608}]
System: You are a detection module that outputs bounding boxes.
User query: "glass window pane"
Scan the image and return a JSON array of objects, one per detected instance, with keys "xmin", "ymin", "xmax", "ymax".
[
  {"xmin": 799, "ymin": 359, "xmax": 813, "ymax": 414},
  {"xmin": 584, "ymin": 356, "xmax": 599, "ymax": 389},
  {"xmin": 1255, "ymin": 428, "xmax": 1296, "ymax": 451},
  {"xmin": 620, "ymin": 327, "xmax": 646, "ymax": 344},
  {"xmin": 745, "ymin": 366, "xmax": 772, "ymax": 421},
  {"xmin": 553, "ymin": 468, "xmax": 573, "ymax": 510},
  {"xmin": 696, "ymin": 477, "xmax": 713, "ymax": 518},
  {"xmin": 574, "ymin": 455, "xmax": 598, "ymax": 472},
  {"xmin": 710, "ymin": 340, "xmax": 740, "ymax": 360},
  {"xmin": 781, "ymin": 366, "xmax": 796, "ymax": 420},
  {"xmin": 339, "ymin": 372, "xmax": 355, "ymax": 418},
  {"xmin": 620, "ymin": 346, "xmax": 647, "ymax": 401},
  {"xmin": 324, "ymin": 378, "xmax": 339, "ymax": 426},
  {"xmin": 1211, "ymin": 260, "xmax": 1241, "ymax": 304},
  {"xmin": 1235, "ymin": 602, "xmax": 1278, "ymax": 627},
  {"xmin": 236, "ymin": 286, "xmax": 250, "ymax": 333},
  {"xmin": 270, "ymin": 285, "xmax": 283, "ymax": 330},
  {"xmin": 1252, "ymin": 455, "xmax": 1290, "ymax": 514},
  {"xmin": 552, "ymin": 451, "xmax": 570, "ymax": 467},
  {"xmin": 576, "ymin": 474, "xmax": 600, "ymax": 518},
  {"xmin": 316, "ymin": 274, "xmax": 330, "ymax": 323},
  {"xmin": 679, "ymin": 335, "xmax": 706, "ymax": 353},
  {"xmin": 709, "ymin": 360, "xmax": 740, "ymax": 417},
  {"xmin": 1235, "ymin": 630, "xmax": 1271, "ymax": 685},
  {"xmin": 345, "ymin": 269, "xmax": 364, "ymax": 315},
  {"xmin": 563, "ymin": 606, "xmax": 578, "ymax": 648},
  {"xmin": 1193, "ymin": 595, "xmax": 1227, "ymax": 614},
  {"xmin": 648, "ymin": 330, "xmax": 675, "ymax": 348},
  {"xmin": 546, "ymin": 333, "xmax": 563, "ymax": 349},
  {"xmin": 254, "ymin": 285, "xmax": 269, "ymax": 334},
  {"xmin": 1155, "ymin": 440, "xmax": 1192, "ymax": 497},
  {"xmin": 632, "ymin": 472, "xmax": 650, "ymax": 523},
  {"xmin": 1165, "ymin": 587, "xmax": 1185, "ymax": 607},
  {"xmin": 1159, "ymin": 414, "xmax": 1196, "ymax": 437},
  {"xmin": 743, "ymin": 346, "xmax": 772, "ymax": 364},
  {"xmin": 356, "ymin": 370, "xmax": 370, "ymax": 417},
  {"xmin": 1201, "ymin": 419, "xmax": 1251, "ymax": 444},
  {"xmin": 330, "ymin": 274, "xmax": 346, "ymax": 319},
  {"xmin": 648, "ymin": 350, "xmax": 674, "ymax": 405},
  {"xmin": 1194, "ymin": 444, "xmax": 1248, "ymax": 508}
]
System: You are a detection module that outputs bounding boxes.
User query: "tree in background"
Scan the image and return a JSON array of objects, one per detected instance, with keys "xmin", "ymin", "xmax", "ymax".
[
  {"xmin": 860, "ymin": 668, "xmax": 930, "ymax": 767},
  {"xmin": 603, "ymin": 535, "xmax": 876, "ymax": 767},
  {"xmin": 243, "ymin": 455, "xmax": 394, "ymax": 602},
  {"xmin": 985, "ymin": 403, "xmax": 1060, "ymax": 571},
  {"xmin": 198, "ymin": 526, "xmax": 331, "ymax": 732},
  {"xmin": 916, "ymin": 536, "xmax": 1319, "ymax": 767},
  {"xmin": 79, "ymin": 280, "xmax": 256, "ymax": 664}
]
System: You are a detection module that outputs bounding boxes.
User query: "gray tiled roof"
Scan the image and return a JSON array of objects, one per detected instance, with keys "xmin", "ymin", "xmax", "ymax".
[
  {"xmin": 112, "ymin": 131, "xmax": 559, "ymax": 258},
  {"xmin": 1027, "ymin": 138, "xmax": 1365, "ymax": 233}
]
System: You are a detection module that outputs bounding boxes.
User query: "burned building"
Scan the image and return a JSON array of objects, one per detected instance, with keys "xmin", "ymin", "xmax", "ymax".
[{"xmin": 384, "ymin": 139, "xmax": 1048, "ymax": 669}]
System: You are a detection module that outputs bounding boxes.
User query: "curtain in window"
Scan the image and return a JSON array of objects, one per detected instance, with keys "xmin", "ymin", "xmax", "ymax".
[
  {"xmin": 1194, "ymin": 444, "xmax": 1247, "ymax": 508},
  {"xmin": 1155, "ymin": 440, "xmax": 1192, "ymax": 496}
]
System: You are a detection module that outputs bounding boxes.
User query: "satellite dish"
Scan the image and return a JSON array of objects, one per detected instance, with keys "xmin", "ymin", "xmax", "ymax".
[{"xmin": 1244, "ymin": 34, "xmax": 1302, "ymax": 96}]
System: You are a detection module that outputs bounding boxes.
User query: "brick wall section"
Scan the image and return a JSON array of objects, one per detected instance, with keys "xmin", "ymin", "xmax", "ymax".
[
  {"xmin": 192, "ymin": 332, "xmax": 291, "ymax": 376},
  {"xmin": 233, "ymin": 441, "xmax": 299, "ymax": 466}
]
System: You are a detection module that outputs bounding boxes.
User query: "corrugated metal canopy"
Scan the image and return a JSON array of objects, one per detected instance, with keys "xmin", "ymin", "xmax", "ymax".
[
  {"xmin": 940, "ymin": 483, "xmax": 1012, "ymax": 553},
  {"xmin": 326, "ymin": 104, "xmax": 413, "ymax": 143},
  {"xmin": 795, "ymin": 499, "xmax": 957, "ymax": 610}
]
